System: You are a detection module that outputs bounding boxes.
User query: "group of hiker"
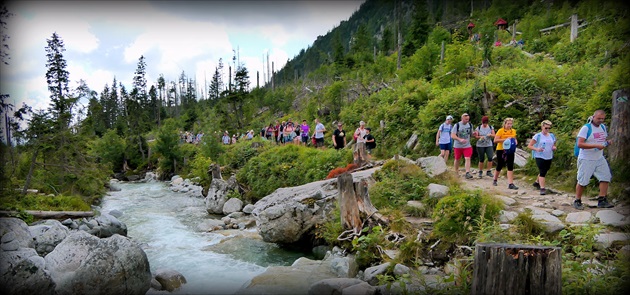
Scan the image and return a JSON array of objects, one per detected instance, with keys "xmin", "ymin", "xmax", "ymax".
[
  {"xmin": 436, "ymin": 110, "xmax": 614, "ymax": 210},
  {"xmin": 219, "ymin": 119, "xmax": 376, "ymax": 160}
]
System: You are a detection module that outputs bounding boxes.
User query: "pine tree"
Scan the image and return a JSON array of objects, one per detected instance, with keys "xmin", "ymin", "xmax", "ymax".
[{"xmin": 45, "ymin": 32, "xmax": 74, "ymax": 130}]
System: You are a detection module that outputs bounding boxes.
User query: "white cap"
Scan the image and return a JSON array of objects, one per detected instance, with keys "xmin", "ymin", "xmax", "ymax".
[
  {"xmin": 359, "ymin": 121, "xmax": 365, "ymax": 125},
  {"xmin": 446, "ymin": 115, "xmax": 453, "ymax": 120}
]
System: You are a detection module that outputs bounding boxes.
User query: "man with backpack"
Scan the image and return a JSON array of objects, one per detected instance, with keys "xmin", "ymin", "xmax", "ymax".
[
  {"xmin": 451, "ymin": 113, "xmax": 474, "ymax": 179},
  {"xmin": 573, "ymin": 110, "xmax": 614, "ymax": 210}
]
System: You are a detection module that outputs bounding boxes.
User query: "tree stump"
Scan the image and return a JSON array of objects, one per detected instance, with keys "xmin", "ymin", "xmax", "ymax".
[
  {"xmin": 471, "ymin": 243, "xmax": 562, "ymax": 295},
  {"xmin": 208, "ymin": 163, "xmax": 222, "ymax": 180},
  {"xmin": 610, "ymin": 89, "xmax": 629, "ymax": 164},
  {"xmin": 338, "ymin": 173, "xmax": 387, "ymax": 237}
]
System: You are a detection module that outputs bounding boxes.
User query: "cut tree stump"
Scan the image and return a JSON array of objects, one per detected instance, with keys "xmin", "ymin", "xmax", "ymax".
[
  {"xmin": 472, "ymin": 243, "xmax": 562, "ymax": 295},
  {"xmin": 338, "ymin": 172, "xmax": 388, "ymax": 237}
]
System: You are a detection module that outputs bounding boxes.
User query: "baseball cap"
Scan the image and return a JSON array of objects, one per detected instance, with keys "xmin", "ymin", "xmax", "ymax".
[
  {"xmin": 359, "ymin": 121, "xmax": 365, "ymax": 125},
  {"xmin": 462, "ymin": 113, "xmax": 469, "ymax": 117},
  {"xmin": 446, "ymin": 115, "xmax": 453, "ymax": 120}
]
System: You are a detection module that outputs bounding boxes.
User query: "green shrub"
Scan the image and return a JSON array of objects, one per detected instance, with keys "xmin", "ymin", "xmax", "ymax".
[
  {"xmin": 369, "ymin": 159, "xmax": 430, "ymax": 209},
  {"xmin": 432, "ymin": 190, "xmax": 503, "ymax": 244},
  {"xmin": 236, "ymin": 144, "xmax": 352, "ymax": 201}
]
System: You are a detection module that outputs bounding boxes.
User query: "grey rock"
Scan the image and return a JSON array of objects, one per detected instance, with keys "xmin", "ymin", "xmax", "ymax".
[
  {"xmin": 0, "ymin": 217, "xmax": 35, "ymax": 249},
  {"xmin": 596, "ymin": 210, "xmax": 629, "ymax": 227},
  {"xmin": 0, "ymin": 248, "xmax": 56, "ymax": 295},
  {"xmin": 205, "ymin": 178, "xmax": 235, "ymax": 214},
  {"xmin": 363, "ymin": 262, "xmax": 391, "ymax": 286},
  {"xmin": 29, "ymin": 219, "xmax": 70, "ymax": 256},
  {"xmin": 427, "ymin": 183, "xmax": 449, "ymax": 198},
  {"xmin": 308, "ymin": 278, "xmax": 364, "ymax": 295},
  {"xmin": 252, "ymin": 168, "xmax": 379, "ymax": 244},
  {"xmin": 223, "ymin": 198, "xmax": 244, "ymax": 215},
  {"xmin": 416, "ymin": 156, "xmax": 447, "ymax": 177},
  {"xmin": 154, "ymin": 268, "xmax": 187, "ymax": 292},
  {"xmin": 242, "ymin": 204, "xmax": 255, "ymax": 214},
  {"xmin": 45, "ymin": 231, "xmax": 151, "ymax": 295},
  {"xmin": 565, "ymin": 211, "xmax": 593, "ymax": 224}
]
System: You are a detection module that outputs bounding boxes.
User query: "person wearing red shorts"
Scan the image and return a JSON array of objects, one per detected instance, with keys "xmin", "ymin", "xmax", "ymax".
[{"xmin": 451, "ymin": 113, "xmax": 474, "ymax": 179}]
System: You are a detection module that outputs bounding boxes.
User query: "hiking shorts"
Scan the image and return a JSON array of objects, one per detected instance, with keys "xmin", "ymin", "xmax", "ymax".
[
  {"xmin": 453, "ymin": 147, "xmax": 473, "ymax": 160},
  {"xmin": 535, "ymin": 158, "xmax": 553, "ymax": 177},
  {"xmin": 477, "ymin": 146, "xmax": 494, "ymax": 163},
  {"xmin": 439, "ymin": 143, "xmax": 452, "ymax": 151},
  {"xmin": 577, "ymin": 157, "xmax": 611, "ymax": 186},
  {"xmin": 315, "ymin": 137, "xmax": 324, "ymax": 147}
]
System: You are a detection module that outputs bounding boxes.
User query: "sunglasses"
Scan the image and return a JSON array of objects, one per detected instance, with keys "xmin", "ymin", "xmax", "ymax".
[{"xmin": 544, "ymin": 127, "xmax": 552, "ymax": 130}]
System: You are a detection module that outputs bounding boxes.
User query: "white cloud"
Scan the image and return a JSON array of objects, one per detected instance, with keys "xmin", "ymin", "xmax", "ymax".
[{"xmin": 2, "ymin": 0, "xmax": 364, "ymax": 119}]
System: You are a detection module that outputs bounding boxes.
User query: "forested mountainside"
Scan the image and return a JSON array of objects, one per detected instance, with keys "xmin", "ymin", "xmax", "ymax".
[{"xmin": 1, "ymin": 0, "xmax": 628, "ymax": 207}]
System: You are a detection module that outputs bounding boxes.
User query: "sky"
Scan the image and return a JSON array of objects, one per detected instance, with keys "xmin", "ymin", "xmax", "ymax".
[{"xmin": 0, "ymin": 0, "xmax": 364, "ymax": 114}]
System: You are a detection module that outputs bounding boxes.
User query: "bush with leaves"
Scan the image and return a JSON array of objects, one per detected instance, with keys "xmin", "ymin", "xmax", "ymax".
[
  {"xmin": 236, "ymin": 144, "xmax": 351, "ymax": 201},
  {"xmin": 432, "ymin": 190, "xmax": 503, "ymax": 244},
  {"xmin": 369, "ymin": 159, "xmax": 430, "ymax": 210}
]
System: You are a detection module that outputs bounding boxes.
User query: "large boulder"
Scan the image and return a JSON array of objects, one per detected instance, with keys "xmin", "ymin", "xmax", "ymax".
[
  {"xmin": 416, "ymin": 156, "xmax": 447, "ymax": 177},
  {"xmin": 0, "ymin": 247, "xmax": 56, "ymax": 295},
  {"xmin": 45, "ymin": 230, "xmax": 151, "ymax": 295},
  {"xmin": 205, "ymin": 176, "xmax": 238, "ymax": 214},
  {"xmin": 29, "ymin": 219, "xmax": 71, "ymax": 256},
  {"xmin": 0, "ymin": 217, "xmax": 35, "ymax": 249},
  {"xmin": 251, "ymin": 168, "xmax": 379, "ymax": 245}
]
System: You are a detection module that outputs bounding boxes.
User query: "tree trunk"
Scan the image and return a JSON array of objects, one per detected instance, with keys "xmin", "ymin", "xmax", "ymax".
[
  {"xmin": 610, "ymin": 89, "xmax": 629, "ymax": 164},
  {"xmin": 208, "ymin": 163, "xmax": 222, "ymax": 180},
  {"xmin": 338, "ymin": 173, "xmax": 387, "ymax": 235},
  {"xmin": 482, "ymin": 82, "xmax": 491, "ymax": 115},
  {"xmin": 472, "ymin": 243, "xmax": 562, "ymax": 295},
  {"xmin": 338, "ymin": 173, "xmax": 362, "ymax": 234},
  {"xmin": 0, "ymin": 210, "xmax": 94, "ymax": 219},
  {"xmin": 22, "ymin": 147, "xmax": 39, "ymax": 195}
]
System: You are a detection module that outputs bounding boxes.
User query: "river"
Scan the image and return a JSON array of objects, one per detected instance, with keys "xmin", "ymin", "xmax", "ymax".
[{"xmin": 98, "ymin": 180, "xmax": 309, "ymax": 294}]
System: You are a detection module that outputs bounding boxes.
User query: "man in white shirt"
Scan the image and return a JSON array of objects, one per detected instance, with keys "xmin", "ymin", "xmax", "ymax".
[{"xmin": 573, "ymin": 110, "xmax": 614, "ymax": 209}]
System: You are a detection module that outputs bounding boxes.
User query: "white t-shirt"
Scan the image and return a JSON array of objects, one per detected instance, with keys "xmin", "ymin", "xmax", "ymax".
[
  {"xmin": 577, "ymin": 123, "xmax": 607, "ymax": 160},
  {"xmin": 532, "ymin": 132, "xmax": 555, "ymax": 160},
  {"xmin": 315, "ymin": 123, "xmax": 325, "ymax": 139}
]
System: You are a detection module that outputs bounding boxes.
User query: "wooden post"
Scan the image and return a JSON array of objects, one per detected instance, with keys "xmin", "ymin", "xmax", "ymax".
[
  {"xmin": 570, "ymin": 14, "xmax": 578, "ymax": 42},
  {"xmin": 472, "ymin": 243, "xmax": 562, "ymax": 295},
  {"xmin": 610, "ymin": 89, "xmax": 629, "ymax": 164},
  {"xmin": 440, "ymin": 41, "xmax": 445, "ymax": 63}
]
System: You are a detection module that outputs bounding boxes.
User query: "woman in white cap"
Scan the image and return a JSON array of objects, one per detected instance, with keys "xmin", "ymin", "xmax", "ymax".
[{"xmin": 436, "ymin": 115, "xmax": 454, "ymax": 162}]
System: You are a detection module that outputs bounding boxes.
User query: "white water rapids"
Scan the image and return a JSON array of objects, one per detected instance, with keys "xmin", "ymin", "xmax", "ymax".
[{"xmin": 98, "ymin": 180, "xmax": 307, "ymax": 294}]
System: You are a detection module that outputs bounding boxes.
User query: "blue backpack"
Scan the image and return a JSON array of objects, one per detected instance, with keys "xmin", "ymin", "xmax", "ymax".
[
  {"xmin": 574, "ymin": 123, "xmax": 606, "ymax": 157},
  {"xmin": 532, "ymin": 132, "xmax": 556, "ymax": 158},
  {"xmin": 503, "ymin": 137, "xmax": 517, "ymax": 155}
]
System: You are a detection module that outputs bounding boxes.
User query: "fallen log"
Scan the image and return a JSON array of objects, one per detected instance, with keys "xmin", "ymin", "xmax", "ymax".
[{"xmin": 0, "ymin": 210, "xmax": 95, "ymax": 219}]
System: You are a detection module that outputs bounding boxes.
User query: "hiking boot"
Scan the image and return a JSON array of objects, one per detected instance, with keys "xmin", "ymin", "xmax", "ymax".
[
  {"xmin": 465, "ymin": 172, "xmax": 473, "ymax": 179},
  {"xmin": 487, "ymin": 170, "xmax": 493, "ymax": 177},
  {"xmin": 532, "ymin": 182, "xmax": 541, "ymax": 189},
  {"xmin": 597, "ymin": 197, "xmax": 614, "ymax": 208},
  {"xmin": 492, "ymin": 180, "xmax": 497, "ymax": 186},
  {"xmin": 540, "ymin": 188, "xmax": 547, "ymax": 195},
  {"xmin": 508, "ymin": 183, "xmax": 519, "ymax": 190},
  {"xmin": 478, "ymin": 171, "xmax": 483, "ymax": 178},
  {"xmin": 573, "ymin": 199, "xmax": 584, "ymax": 210}
]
